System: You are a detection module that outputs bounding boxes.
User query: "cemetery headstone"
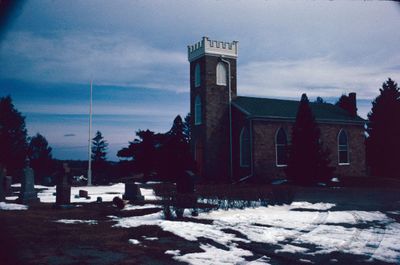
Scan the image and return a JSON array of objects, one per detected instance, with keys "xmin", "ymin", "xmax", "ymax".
[
  {"xmin": 123, "ymin": 182, "xmax": 144, "ymax": 201},
  {"xmin": 175, "ymin": 171, "xmax": 197, "ymax": 219},
  {"xmin": 0, "ymin": 164, "xmax": 5, "ymax": 201},
  {"xmin": 18, "ymin": 159, "xmax": 39, "ymax": 203},
  {"xmin": 112, "ymin": 196, "xmax": 125, "ymax": 209},
  {"xmin": 79, "ymin": 189, "xmax": 89, "ymax": 198},
  {"xmin": 96, "ymin": 196, "xmax": 102, "ymax": 203},
  {"xmin": 55, "ymin": 163, "xmax": 71, "ymax": 205}
]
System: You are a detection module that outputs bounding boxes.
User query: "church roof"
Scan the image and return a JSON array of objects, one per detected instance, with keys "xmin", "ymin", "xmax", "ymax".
[{"xmin": 232, "ymin": 96, "xmax": 365, "ymax": 124}]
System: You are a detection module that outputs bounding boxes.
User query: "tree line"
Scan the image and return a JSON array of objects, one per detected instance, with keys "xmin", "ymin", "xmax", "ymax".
[{"xmin": 0, "ymin": 78, "xmax": 399, "ymax": 184}]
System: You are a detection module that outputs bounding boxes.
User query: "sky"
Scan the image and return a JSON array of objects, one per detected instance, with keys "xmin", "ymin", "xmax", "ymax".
[{"xmin": 1, "ymin": 0, "xmax": 400, "ymax": 161}]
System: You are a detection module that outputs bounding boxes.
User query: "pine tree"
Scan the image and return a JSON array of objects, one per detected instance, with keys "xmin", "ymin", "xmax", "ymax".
[
  {"xmin": 91, "ymin": 131, "xmax": 108, "ymax": 184},
  {"xmin": 0, "ymin": 96, "xmax": 28, "ymax": 176},
  {"xmin": 286, "ymin": 94, "xmax": 333, "ymax": 185},
  {"xmin": 183, "ymin": 112, "xmax": 192, "ymax": 143},
  {"xmin": 366, "ymin": 78, "xmax": 400, "ymax": 178},
  {"xmin": 336, "ymin": 94, "xmax": 357, "ymax": 116},
  {"xmin": 91, "ymin": 131, "xmax": 108, "ymax": 162},
  {"xmin": 28, "ymin": 133, "xmax": 53, "ymax": 184},
  {"xmin": 117, "ymin": 129, "xmax": 157, "ymax": 179},
  {"xmin": 314, "ymin": 96, "xmax": 325, "ymax": 104},
  {"xmin": 161, "ymin": 115, "xmax": 193, "ymax": 182}
]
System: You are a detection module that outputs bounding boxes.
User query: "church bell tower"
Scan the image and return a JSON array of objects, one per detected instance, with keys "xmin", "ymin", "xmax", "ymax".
[{"xmin": 187, "ymin": 37, "xmax": 238, "ymax": 182}]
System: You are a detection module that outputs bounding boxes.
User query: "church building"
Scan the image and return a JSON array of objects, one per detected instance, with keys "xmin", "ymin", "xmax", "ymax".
[{"xmin": 188, "ymin": 37, "xmax": 366, "ymax": 182}]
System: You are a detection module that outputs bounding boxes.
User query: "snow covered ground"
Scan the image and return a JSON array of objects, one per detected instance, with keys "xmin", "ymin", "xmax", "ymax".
[
  {"xmin": 3, "ymin": 183, "xmax": 400, "ymax": 264},
  {"xmin": 110, "ymin": 201, "xmax": 400, "ymax": 264},
  {"xmin": 0, "ymin": 201, "xmax": 28, "ymax": 210}
]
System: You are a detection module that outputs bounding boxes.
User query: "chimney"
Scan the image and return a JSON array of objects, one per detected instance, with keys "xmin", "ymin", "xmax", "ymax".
[{"xmin": 348, "ymin": 92, "xmax": 357, "ymax": 117}]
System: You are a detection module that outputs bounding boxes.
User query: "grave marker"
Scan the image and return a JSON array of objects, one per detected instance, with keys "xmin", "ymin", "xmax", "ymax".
[
  {"xmin": 55, "ymin": 163, "xmax": 71, "ymax": 205},
  {"xmin": 18, "ymin": 160, "xmax": 39, "ymax": 203},
  {"xmin": 123, "ymin": 182, "xmax": 144, "ymax": 201}
]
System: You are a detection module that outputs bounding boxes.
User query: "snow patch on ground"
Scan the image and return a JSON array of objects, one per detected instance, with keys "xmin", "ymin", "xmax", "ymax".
[
  {"xmin": 142, "ymin": 236, "xmax": 158, "ymax": 241},
  {"xmin": 290, "ymin": 201, "xmax": 335, "ymax": 210},
  {"xmin": 173, "ymin": 243, "xmax": 252, "ymax": 265},
  {"xmin": 128, "ymin": 239, "xmax": 140, "ymax": 245},
  {"xmin": 123, "ymin": 204, "xmax": 161, "ymax": 211},
  {"xmin": 5, "ymin": 196, "xmax": 19, "ymax": 200},
  {"xmin": 0, "ymin": 201, "xmax": 28, "ymax": 210},
  {"xmin": 111, "ymin": 201, "xmax": 400, "ymax": 264},
  {"xmin": 165, "ymin": 249, "xmax": 181, "ymax": 255},
  {"xmin": 372, "ymin": 222, "xmax": 400, "ymax": 262},
  {"xmin": 55, "ymin": 219, "xmax": 98, "ymax": 225},
  {"xmin": 275, "ymin": 244, "xmax": 308, "ymax": 254}
]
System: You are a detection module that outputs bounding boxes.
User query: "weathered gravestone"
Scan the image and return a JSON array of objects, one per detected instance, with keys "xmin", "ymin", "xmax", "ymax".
[
  {"xmin": 79, "ymin": 189, "xmax": 89, "ymax": 199},
  {"xmin": 174, "ymin": 170, "xmax": 197, "ymax": 218},
  {"xmin": 123, "ymin": 182, "xmax": 144, "ymax": 201},
  {"xmin": 18, "ymin": 160, "xmax": 39, "ymax": 203},
  {"xmin": 0, "ymin": 164, "xmax": 5, "ymax": 202},
  {"xmin": 55, "ymin": 163, "xmax": 71, "ymax": 205},
  {"xmin": 112, "ymin": 196, "xmax": 125, "ymax": 209}
]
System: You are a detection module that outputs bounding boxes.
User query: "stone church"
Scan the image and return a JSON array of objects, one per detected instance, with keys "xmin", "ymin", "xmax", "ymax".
[{"xmin": 188, "ymin": 37, "xmax": 366, "ymax": 182}]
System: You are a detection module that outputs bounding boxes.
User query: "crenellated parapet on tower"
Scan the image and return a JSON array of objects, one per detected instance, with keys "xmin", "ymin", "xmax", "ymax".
[{"xmin": 188, "ymin": 36, "xmax": 238, "ymax": 62}]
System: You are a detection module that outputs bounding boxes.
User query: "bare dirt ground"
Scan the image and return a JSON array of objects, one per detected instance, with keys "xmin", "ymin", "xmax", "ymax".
[{"xmin": 1, "ymin": 183, "xmax": 400, "ymax": 265}]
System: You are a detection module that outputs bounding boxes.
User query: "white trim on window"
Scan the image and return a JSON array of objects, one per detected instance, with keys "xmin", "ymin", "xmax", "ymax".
[{"xmin": 338, "ymin": 129, "xmax": 350, "ymax": 165}]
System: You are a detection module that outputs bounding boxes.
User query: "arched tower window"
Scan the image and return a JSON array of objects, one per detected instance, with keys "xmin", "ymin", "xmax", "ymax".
[
  {"xmin": 194, "ymin": 95, "xmax": 202, "ymax": 125},
  {"xmin": 194, "ymin": 63, "xmax": 201, "ymax": 87},
  {"xmin": 276, "ymin": 128, "xmax": 288, "ymax": 166},
  {"xmin": 240, "ymin": 127, "xmax": 250, "ymax": 167},
  {"xmin": 338, "ymin": 129, "xmax": 349, "ymax": 165},
  {"xmin": 216, "ymin": 62, "xmax": 227, "ymax": 86}
]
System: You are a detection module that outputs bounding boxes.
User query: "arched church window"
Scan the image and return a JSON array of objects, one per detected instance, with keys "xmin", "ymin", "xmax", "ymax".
[
  {"xmin": 240, "ymin": 127, "xmax": 250, "ymax": 167},
  {"xmin": 195, "ymin": 95, "xmax": 202, "ymax": 125},
  {"xmin": 276, "ymin": 128, "xmax": 288, "ymax": 166},
  {"xmin": 338, "ymin": 129, "xmax": 349, "ymax": 165},
  {"xmin": 216, "ymin": 62, "xmax": 227, "ymax": 86},
  {"xmin": 194, "ymin": 63, "xmax": 201, "ymax": 87}
]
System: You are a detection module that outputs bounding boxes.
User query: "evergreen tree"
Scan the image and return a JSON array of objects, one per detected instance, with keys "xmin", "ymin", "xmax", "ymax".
[
  {"xmin": 91, "ymin": 131, "xmax": 108, "ymax": 184},
  {"xmin": 336, "ymin": 94, "xmax": 357, "ymax": 116},
  {"xmin": 314, "ymin": 96, "xmax": 325, "ymax": 104},
  {"xmin": 0, "ymin": 96, "xmax": 28, "ymax": 176},
  {"xmin": 161, "ymin": 115, "xmax": 193, "ymax": 181},
  {"xmin": 28, "ymin": 133, "xmax": 53, "ymax": 184},
  {"xmin": 117, "ymin": 129, "xmax": 157, "ymax": 179},
  {"xmin": 91, "ymin": 131, "xmax": 108, "ymax": 162},
  {"xmin": 183, "ymin": 112, "xmax": 192, "ymax": 143},
  {"xmin": 366, "ymin": 78, "xmax": 400, "ymax": 178},
  {"xmin": 286, "ymin": 94, "xmax": 333, "ymax": 185}
]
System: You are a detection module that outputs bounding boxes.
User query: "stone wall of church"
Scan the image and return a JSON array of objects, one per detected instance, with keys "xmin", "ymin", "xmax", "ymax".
[
  {"xmin": 251, "ymin": 120, "xmax": 292, "ymax": 180},
  {"xmin": 247, "ymin": 120, "xmax": 366, "ymax": 181},
  {"xmin": 319, "ymin": 123, "xmax": 366, "ymax": 178}
]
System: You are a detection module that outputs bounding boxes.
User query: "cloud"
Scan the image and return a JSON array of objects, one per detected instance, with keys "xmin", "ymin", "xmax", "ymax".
[
  {"xmin": 64, "ymin": 133, "xmax": 76, "ymax": 137},
  {"xmin": 238, "ymin": 57, "xmax": 400, "ymax": 100},
  {"xmin": 0, "ymin": 31, "xmax": 187, "ymax": 91}
]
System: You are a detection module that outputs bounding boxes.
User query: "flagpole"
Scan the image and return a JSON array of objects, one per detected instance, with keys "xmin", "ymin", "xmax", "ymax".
[{"xmin": 87, "ymin": 80, "xmax": 93, "ymax": 186}]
